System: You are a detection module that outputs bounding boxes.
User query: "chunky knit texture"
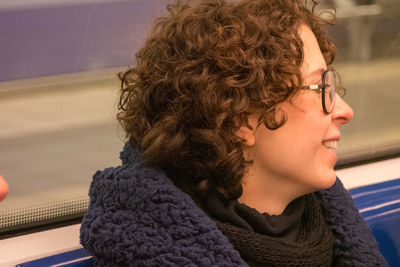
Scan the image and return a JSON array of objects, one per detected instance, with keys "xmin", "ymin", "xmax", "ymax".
[
  {"xmin": 316, "ymin": 183, "xmax": 388, "ymax": 266},
  {"xmin": 80, "ymin": 142, "xmax": 387, "ymax": 266}
]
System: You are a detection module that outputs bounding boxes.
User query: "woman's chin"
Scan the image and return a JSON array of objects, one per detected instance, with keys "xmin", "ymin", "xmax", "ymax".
[{"xmin": 319, "ymin": 169, "xmax": 337, "ymax": 190}]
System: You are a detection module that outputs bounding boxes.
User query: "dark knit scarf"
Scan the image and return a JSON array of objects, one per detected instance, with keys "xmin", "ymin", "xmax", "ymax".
[
  {"xmin": 201, "ymin": 193, "xmax": 306, "ymax": 242},
  {"xmin": 212, "ymin": 194, "xmax": 335, "ymax": 267}
]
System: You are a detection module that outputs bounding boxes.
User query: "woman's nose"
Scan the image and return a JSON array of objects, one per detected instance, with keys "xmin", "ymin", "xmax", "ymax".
[{"xmin": 332, "ymin": 94, "xmax": 354, "ymax": 125}]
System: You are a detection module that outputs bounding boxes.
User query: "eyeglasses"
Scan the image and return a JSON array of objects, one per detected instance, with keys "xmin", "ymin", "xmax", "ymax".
[{"xmin": 302, "ymin": 70, "xmax": 336, "ymax": 114}]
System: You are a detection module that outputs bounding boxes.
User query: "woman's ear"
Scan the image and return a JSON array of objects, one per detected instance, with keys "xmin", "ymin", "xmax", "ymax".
[{"xmin": 236, "ymin": 113, "xmax": 259, "ymax": 147}]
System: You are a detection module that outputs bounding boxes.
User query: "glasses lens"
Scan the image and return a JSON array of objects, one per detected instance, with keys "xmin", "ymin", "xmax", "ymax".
[{"xmin": 324, "ymin": 71, "xmax": 336, "ymax": 113}]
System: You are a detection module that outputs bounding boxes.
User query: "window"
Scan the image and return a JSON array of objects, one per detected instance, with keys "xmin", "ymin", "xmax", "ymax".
[
  {"xmin": 324, "ymin": 0, "xmax": 400, "ymax": 166},
  {"xmin": 0, "ymin": 0, "xmax": 169, "ymax": 233}
]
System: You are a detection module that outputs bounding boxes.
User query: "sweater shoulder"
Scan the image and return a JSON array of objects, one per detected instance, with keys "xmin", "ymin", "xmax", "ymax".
[
  {"xmin": 318, "ymin": 178, "xmax": 387, "ymax": 266},
  {"xmin": 80, "ymin": 164, "xmax": 245, "ymax": 266}
]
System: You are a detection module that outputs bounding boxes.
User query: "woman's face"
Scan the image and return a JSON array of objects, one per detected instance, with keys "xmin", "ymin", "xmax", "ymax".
[{"xmin": 243, "ymin": 25, "xmax": 353, "ymax": 197}]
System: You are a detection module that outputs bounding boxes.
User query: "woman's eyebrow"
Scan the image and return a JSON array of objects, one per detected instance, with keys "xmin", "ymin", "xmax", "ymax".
[{"xmin": 306, "ymin": 68, "xmax": 325, "ymax": 83}]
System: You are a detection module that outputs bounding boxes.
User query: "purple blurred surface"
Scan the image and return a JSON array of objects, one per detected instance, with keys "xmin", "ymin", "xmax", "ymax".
[{"xmin": 0, "ymin": 0, "xmax": 168, "ymax": 82}]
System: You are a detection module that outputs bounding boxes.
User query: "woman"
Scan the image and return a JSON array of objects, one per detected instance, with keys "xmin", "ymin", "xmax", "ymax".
[{"xmin": 80, "ymin": 0, "xmax": 387, "ymax": 265}]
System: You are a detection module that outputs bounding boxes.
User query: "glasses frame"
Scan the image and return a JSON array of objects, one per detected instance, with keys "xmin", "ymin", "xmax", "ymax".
[{"xmin": 302, "ymin": 69, "xmax": 336, "ymax": 114}]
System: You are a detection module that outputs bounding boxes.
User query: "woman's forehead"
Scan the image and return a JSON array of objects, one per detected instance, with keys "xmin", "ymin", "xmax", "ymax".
[{"xmin": 299, "ymin": 24, "xmax": 327, "ymax": 83}]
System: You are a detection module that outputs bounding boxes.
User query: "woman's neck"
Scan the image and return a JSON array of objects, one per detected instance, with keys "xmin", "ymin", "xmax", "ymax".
[{"xmin": 238, "ymin": 169, "xmax": 309, "ymax": 215}]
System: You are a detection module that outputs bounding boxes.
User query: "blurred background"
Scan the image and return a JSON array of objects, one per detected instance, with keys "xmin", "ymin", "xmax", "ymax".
[{"xmin": 0, "ymin": 0, "xmax": 399, "ymax": 233}]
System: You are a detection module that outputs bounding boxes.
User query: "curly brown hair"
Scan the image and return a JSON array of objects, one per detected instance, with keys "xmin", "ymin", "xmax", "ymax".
[{"xmin": 118, "ymin": 0, "xmax": 337, "ymax": 200}]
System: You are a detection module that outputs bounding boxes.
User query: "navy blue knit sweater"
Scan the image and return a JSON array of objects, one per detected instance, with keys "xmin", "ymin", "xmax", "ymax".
[{"xmin": 80, "ymin": 143, "xmax": 387, "ymax": 266}]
